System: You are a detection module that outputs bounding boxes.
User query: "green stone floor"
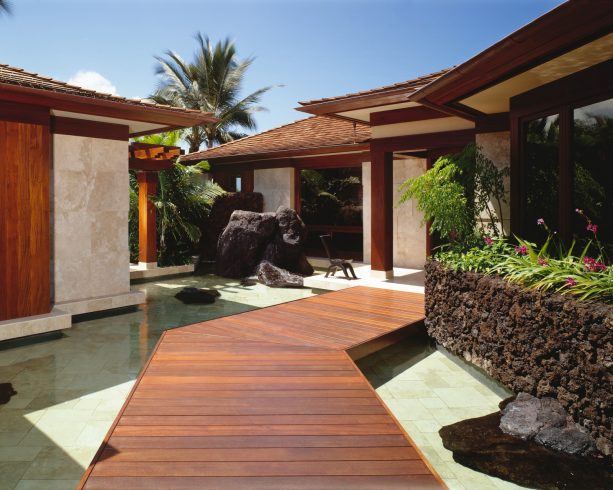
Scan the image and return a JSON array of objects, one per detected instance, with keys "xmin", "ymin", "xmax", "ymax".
[
  {"xmin": 0, "ymin": 275, "xmax": 321, "ymax": 490},
  {"xmin": 357, "ymin": 334, "xmax": 532, "ymax": 490}
]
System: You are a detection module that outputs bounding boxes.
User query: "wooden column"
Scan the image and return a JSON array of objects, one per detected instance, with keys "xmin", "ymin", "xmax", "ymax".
[
  {"xmin": 137, "ymin": 171, "xmax": 158, "ymax": 266},
  {"xmin": 370, "ymin": 147, "xmax": 393, "ymax": 276}
]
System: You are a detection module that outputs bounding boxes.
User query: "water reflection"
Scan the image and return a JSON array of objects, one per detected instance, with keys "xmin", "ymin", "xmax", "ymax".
[{"xmin": 0, "ymin": 275, "xmax": 321, "ymax": 489}]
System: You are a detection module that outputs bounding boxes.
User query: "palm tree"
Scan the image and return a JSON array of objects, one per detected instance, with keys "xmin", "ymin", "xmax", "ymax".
[
  {"xmin": 0, "ymin": 1, "xmax": 11, "ymax": 15},
  {"xmin": 129, "ymin": 131, "xmax": 226, "ymax": 265},
  {"xmin": 152, "ymin": 34, "xmax": 272, "ymax": 153}
]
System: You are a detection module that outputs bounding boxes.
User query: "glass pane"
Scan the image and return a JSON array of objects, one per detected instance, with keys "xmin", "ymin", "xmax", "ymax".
[
  {"xmin": 300, "ymin": 167, "xmax": 363, "ymax": 259},
  {"xmin": 235, "ymin": 177, "xmax": 242, "ymax": 193},
  {"xmin": 573, "ymin": 98, "xmax": 613, "ymax": 245},
  {"xmin": 524, "ymin": 114, "xmax": 560, "ymax": 242}
]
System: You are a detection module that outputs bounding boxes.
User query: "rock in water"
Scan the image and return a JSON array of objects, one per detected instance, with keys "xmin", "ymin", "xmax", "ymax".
[
  {"xmin": 440, "ymin": 411, "xmax": 612, "ymax": 490},
  {"xmin": 216, "ymin": 210, "xmax": 277, "ymax": 278},
  {"xmin": 175, "ymin": 287, "xmax": 220, "ymax": 304},
  {"xmin": 262, "ymin": 206, "xmax": 314, "ymax": 276},
  {"xmin": 256, "ymin": 261, "xmax": 304, "ymax": 288},
  {"xmin": 500, "ymin": 393, "xmax": 596, "ymax": 456}
]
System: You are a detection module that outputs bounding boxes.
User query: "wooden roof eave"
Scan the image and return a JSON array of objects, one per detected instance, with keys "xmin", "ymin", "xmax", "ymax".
[
  {"xmin": 0, "ymin": 82, "xmax": 218, "ymax": 135},
  {"xmin": 181, "ymin": 142, "xmax": 371, "ymax": 166}
]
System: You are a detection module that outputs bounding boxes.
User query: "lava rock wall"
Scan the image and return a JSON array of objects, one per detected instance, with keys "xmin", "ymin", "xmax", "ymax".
[{"xmin": 424, "ymin": 260, "xmax": 612, "ymax": 455}]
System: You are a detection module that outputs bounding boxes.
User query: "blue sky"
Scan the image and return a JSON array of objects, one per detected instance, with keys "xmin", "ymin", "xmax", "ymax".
[{"xmin": 1, "ymin": 0, "xmax": 561, "ymax": 133}]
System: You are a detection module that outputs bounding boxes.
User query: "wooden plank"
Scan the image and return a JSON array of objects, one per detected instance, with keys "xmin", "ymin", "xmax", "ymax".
[
  {"xmin": 79, "ymin": 287, "xmax": 443, "ymax": 489},
  {"xmin": 0, "ymin": 116, "xmax": 51, "ymax": 321}
]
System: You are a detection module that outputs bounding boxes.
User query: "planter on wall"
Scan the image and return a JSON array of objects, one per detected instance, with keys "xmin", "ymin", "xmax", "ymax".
[{"xmin": 424, "ymin": 260, "xmax": 612, "ymax": 456}]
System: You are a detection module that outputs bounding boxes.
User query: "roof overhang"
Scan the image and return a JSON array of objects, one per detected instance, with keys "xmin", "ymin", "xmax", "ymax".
[
  {"xmin": 129, "ymin": 142, "xmax": 184, "ymax": 171},
  {"xmin": 182, "ymin": 142, "xmax": 370, "ymax": 166},
  {"xmin": 0, "ymin": 82, "xmax": 217, "ymax": 137},
  {"xmin": 410, "ymin": 2, "xmax": 613, "ymax": 112}
]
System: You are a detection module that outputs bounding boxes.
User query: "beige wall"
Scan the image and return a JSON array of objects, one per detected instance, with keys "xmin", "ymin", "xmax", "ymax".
[
  {"xmin": 52, "ymin": 134, "xmax": 130, "ymax": 304},
  {"xmin": 362, "ymin": 158, "xmax": 427, "ymax": 269},
  {"xmin": 254, "ymin": 167, "xmax": 295, "ymax": 212},
  {"xmin": 476, "ymin": 131, "xmax": 511, "ymax": 235},
  {"xmin": 393, "ymin": 157, "xmax": 427, "ymax": 269},
  {"xmin": 362, "ymin": 162, "xmax": 372, "ymax": 264}
]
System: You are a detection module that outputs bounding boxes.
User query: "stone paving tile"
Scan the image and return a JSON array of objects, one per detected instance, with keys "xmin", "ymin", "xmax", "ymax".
[{"xmin": 360, "ymin": 346, "xmax": 532, "ymax": 490}]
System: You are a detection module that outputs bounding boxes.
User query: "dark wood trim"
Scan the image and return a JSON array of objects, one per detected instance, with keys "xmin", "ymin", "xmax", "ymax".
[
  {"xmin": 370, "ymin": 149, "xmax": 393, "ymax": 272},
  {"xmin": 475, "ymin": 112, "xmax": 510, "ymax": 133},
  {"xmin": 0, "ymin": 100, "xmax": 49, "ymax": 125},
  {"xmin": 183, "ymin": 143, "xmax": 370, "ymax": 164},
  {"xmin": 369, "ymin": 106, "xmax": 447, "ymax": 126},
  {"xmin": 209, "ymin": 151, "xmax": 369, "ymax": 173},
  {"xmin": 0, "ymin": 83, "xmax": 216, "ymax": 131},
  {"xmin": 50, "ymin": 116, "xmax": 129, "ymax": 140},
  {"xmin": 296, "ymin": 90, "xmax": 420, "ymax": 116},
  {"xmin": 416, "ymin": 99, "xmax": 477, "ymax": 121},
  {"xmin": 371, "ymin": 129, "xmax": 475, "ymax": 153},
  {"xmin": 241, "ymin": 169, "xmax": 254, "ymax": 193},
  {"xmin": 509, "ymin": 110, "xmax": 522, "ymax": 238},
  {"xmin": 413, "ymin": 3, "xmax": 613, "ymax": 105}
]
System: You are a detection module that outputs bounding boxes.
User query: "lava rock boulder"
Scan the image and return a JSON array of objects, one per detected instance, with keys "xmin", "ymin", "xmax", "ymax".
[
  {"xmin": 216, "ymin": 210, "xmax": 277, "ymax": 278},
  {"xmin": 256, "ymin": 261, "xmax": 304, "ymax": 288}
]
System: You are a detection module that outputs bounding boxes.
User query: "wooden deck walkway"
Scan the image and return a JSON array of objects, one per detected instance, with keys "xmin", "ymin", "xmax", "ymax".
[{"xmin": 79, "ymin": 287, "xmax": 445, "ymax": 489}]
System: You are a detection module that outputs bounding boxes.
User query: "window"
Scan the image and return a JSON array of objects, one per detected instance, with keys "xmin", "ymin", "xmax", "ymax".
[
  {"xmin": 523, "ymin": 114, "xmax": 560, "ymax": 242},
  {"xmin": 572, "ymin": 98, "xmax": 613, "ymax": 244},
  {"xmin": 512, "ymin": 61, "xmax": 613, "ymax": 246}
]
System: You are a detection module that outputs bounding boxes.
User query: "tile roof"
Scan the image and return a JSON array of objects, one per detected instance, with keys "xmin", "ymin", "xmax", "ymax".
[
  {"xmin": 298, "ymin": 68, "xmax": 451, "ymax": 107},
  {"xmin": 182, "ymin": 115, "xmax": 370, "ymax": 161},
  {"xmin": 0, "ymin": 63, "xmax": 206, "ymax": 116}
]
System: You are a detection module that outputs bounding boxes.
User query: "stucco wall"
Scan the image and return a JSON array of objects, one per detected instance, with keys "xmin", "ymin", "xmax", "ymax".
[
  {"xmin": 363, "ymin": 158, "xmax": 427, "ymax": 269},
  {"xmin": 393, "ymin": 157, "xmax": 427, "ymax": 269},
  {"xmin": 362, "ymin": 162, "xmax": 372, "ymax": 264},
  {"xmin": 53, "ymin": 134, "xmax": 130, "ymax": 303},
  {"xmin": 476, "ymin": 131, "xmax": 511, "ymax": 234},
  {"xmin": 254, "ymin": 167, "xmax": 295, "ymax": 212}
]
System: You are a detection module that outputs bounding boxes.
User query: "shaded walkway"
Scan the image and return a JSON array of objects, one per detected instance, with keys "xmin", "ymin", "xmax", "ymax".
[{"xmin": 79, "ymin": 287, "xmax": 444, "ymax": 489}]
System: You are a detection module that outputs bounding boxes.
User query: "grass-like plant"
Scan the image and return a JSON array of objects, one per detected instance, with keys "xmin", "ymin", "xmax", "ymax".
[{"xmin": 435, "ymin": 212, "xmax": 612, "ymax": 303}]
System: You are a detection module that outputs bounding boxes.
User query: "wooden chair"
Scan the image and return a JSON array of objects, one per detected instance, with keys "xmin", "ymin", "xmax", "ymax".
[{"xmin": 320, "ymin": 235, "xmax": 358, "ymax": 280}]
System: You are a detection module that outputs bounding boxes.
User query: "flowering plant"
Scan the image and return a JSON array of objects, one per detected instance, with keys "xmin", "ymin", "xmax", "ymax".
[{"xmin": 435, "ymin": 212, "xmax": 612, "ymax": 303}]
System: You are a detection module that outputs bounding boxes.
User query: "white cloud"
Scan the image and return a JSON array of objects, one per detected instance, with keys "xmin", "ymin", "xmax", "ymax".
[{"xmin": 67, "ymin": 70, "xmax": 117, "ymax": 95}]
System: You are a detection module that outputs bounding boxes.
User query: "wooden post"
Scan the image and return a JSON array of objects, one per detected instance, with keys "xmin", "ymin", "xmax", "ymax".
[
  {"xmin": 370, "ymin": 147, "xmax": 393, "ymax": 278},
  {"xmin": 137, "ymin": 171, "xmax": 158, "ymax": 267}
]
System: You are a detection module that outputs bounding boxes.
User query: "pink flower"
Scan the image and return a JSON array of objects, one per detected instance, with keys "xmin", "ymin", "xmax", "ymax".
[
  {"xmin": 538, "ymin": 257, "xmax": 548, "ymax": 266},
  {"xmin": 565, "ymin": 277, "xmax": 577, "ymax": 287},
  {"xmin": 536, "ymin": 218, "xmax": 545, "ymax": 226},
  {"xmin": 583, "ymin": 256, "xmax": 606, "ymax": 272},
  {"xmin": 575, "ymin": 208, "xmax": 583, "ymax": 214},
  {"xmin": 587, "ymin": 223, "xmax": 598, "ymax": 234},
  {"xmin": 484, "ymin": 236, "xmax": 493, "ymax": 246},
  {"xmin": 514, "ymin": 245, "xmax": 528, "ymax": 255}
]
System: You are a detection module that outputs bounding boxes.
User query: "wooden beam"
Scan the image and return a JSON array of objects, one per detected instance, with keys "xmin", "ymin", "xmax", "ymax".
[
  {"xmin": 137, "ymin": 172, "xmax": 158, "ymax": 264},
  {"xmin": 51, "ymin": 116, "xmax": 129, "ymax": 141},
  {"xmin": 370, "ymin": 149, "xmax": 393, "ymax": 273},
  {"xmin": 475, "ymin": 112, "xmax": 510, "ymax": 133},
  {"xmin": 371, "ymin": 129, "xmax": 475, "ymax": 153},
  {"xmin": 370, "ymin": 106, "xmax": 447, "ymax": 126}
]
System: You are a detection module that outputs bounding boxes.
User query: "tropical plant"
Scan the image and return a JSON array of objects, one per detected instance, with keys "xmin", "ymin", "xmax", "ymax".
[
  {"xmin": 0, "ymin": 1, "xmax": 11, "ymax": 15},
  {"xmin": 435, "ymin": 212, "xmax": 612, "ymax": 303},
  {"xmin": 129, "ymin": 131, "xmax": 226, "ymax": 265},
  {"xmin": 398, "ymin": 143, "xmax": 509, "ymax": 249},
  {"xmin": 151, "ymin": 33, "xmax": 272, "ymax": 152}
]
